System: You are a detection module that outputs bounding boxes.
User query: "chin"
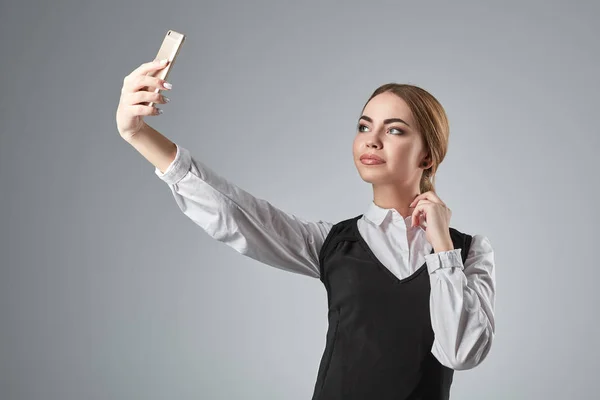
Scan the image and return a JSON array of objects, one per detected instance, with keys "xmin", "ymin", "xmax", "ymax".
[{"xmin": 356, "ymin": 168, "xmax": 390, "ymax": 185}]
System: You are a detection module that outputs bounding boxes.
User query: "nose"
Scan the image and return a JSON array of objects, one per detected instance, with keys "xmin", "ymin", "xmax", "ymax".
[{"xmin": 366, "ymin": 131, "xmax": 383, "ymax": 148}]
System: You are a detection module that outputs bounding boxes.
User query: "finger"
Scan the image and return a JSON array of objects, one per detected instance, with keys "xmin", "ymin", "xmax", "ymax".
[
  {"xmin": 131, "ymin": 75, "xmax": 171, "ymax": 92},
  {"xmin": 410, "ymin": 196, "xmax": 429, "ymax": 209},
  {"xmin": 409, "ymin": 191, "xmax": 430, "ymax": 207},
  {"xmin": 411, "ymin": 201, "xmax": 431, "ymax": 227},
  {"xmin": 131, "ymin": 104, "xmax": 162, "ymax": 116},
  {"xmin": 133, "ymin": 59, "xmax": 170, "ymax": 77},
  {"xmin": 124, "ymin": 75, "xmax": 172, "ymax": 98},
  {"xmin": 412, "ymin": 211, "xmax": 423, "ymax": 228},
  {"xmin": 410, "ymin": 191, "xmax": 442, "ymax": 207},
  {"xmin": 129, "ymin": 90, "xmax": 167, "ymax": 106},
  {"xmin": 411, "ymin": 205, "xmax": 421, "ymax": 228},
  {"xmin": 122, "ymin": 60, "xmax": 170, "ymax": 93}
]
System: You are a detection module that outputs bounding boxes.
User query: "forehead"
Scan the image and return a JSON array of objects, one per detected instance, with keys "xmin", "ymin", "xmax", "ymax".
[{"xmin": 363, "ymin": 92, "xmax": 413, "ymax": 122}]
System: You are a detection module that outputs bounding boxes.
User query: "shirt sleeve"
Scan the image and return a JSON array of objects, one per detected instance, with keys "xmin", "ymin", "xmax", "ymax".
[
  {"xmin": 424, "ymin": 234, "xmax": 496, "ymax": 370},
  {"xmin": 154, "ymin": 143, "xmax": 333, "ymax": 279}
]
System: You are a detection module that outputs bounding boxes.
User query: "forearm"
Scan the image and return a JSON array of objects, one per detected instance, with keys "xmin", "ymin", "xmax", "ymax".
[
  {"xmin": 125, "ymin": 122, "xmax": 177, "ymax": 174},
  {"xmin": 426, "ymin": 235, "xmax": 496, "ymax": 370}
]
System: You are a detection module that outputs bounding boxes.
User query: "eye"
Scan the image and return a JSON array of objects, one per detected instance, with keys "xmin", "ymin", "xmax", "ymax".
[{"xmin": 357, "ymin": 124, "xmax": 405, "ymax": 135}]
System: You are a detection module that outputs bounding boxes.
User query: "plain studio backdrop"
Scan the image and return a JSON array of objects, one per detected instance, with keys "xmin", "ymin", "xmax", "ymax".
[{"xmin": 1, "ymin": 1, "xmax": 598, "ymax": 399}]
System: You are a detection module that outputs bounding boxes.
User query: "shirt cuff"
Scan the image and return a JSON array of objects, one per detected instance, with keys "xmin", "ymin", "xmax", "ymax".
[
  {"xmin": 154, "ymin": 144, "xmax": 192, "ymax": 185},
  {"xmin": 425, "ymin": 248, "xmax": 463, "ymax": 273}
]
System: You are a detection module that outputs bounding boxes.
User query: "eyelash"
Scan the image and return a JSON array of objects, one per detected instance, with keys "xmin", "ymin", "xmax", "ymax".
[{"xmin": 357, "ymin": 124, "xmax": 405, "ymax": 135}]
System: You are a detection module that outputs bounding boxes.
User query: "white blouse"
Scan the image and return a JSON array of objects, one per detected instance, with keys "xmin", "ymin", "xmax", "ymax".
[{"xmin": 154, "ymin": 144, "xmax": 496, "ymax": 371}]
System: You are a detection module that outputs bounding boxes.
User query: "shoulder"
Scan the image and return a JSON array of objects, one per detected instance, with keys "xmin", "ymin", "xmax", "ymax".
[
  {"xmin": 327, "ymin": 214, "xmax": 363, "ymax": 233},
  {"xmin": 448, "ymin": 227, "xmax": 494, "ymax": 263}
]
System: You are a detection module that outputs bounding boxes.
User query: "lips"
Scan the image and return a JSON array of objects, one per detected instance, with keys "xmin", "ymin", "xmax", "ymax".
[{"xmin": 360, "ymin": 154, "xmax": 385, "ymax": 162}]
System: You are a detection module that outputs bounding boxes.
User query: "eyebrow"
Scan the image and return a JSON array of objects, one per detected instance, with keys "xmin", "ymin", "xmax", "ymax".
[{"xmin": 359, "ymin": 115, "xmax": 411, "ymax": 128}]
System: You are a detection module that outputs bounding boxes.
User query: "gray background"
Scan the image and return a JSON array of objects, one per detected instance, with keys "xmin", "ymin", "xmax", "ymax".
[{"xmin": 1, "ymin": 0, "xmax": 598, "ymax": 399}]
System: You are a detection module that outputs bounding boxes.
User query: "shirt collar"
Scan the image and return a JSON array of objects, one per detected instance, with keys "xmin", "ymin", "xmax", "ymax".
[{"xmin": 363, "ymin": 200, "xmax": 422, "ymax": 231}]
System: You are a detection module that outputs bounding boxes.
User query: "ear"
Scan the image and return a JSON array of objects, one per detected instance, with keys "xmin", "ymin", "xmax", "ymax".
[{"xmin": 421, "ymin": 157, "xmax": 433, "ymax": 169}]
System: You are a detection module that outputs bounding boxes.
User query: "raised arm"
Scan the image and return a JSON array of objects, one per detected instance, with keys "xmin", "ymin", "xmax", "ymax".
[
  {"xmin": 115, "ymin": 59, "xmax": 332, "ymax": 278},
  {"xmin": 152, "ymin": 142, "xmax": 332, "ymax": 278}
]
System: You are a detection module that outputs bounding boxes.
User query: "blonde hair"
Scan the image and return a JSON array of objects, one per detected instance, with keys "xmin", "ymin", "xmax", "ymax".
[{"xmin": 361, "ymin": 83, "xmax": 450, "ymax": 194}]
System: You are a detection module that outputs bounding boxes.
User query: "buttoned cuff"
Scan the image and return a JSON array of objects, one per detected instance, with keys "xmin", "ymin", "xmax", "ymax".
[
  {"xmin": 425, "ymin": 249, "xmax": 463, "ymax": 273},
  {"xmin": 154, "ymin": 144, "xmax": 192, "ymax": 185}
]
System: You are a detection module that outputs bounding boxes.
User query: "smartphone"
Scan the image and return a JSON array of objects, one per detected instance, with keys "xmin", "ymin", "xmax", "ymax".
[{"xmin": 143, "ymin": 29, "xmax": 186, "ymax": 107}]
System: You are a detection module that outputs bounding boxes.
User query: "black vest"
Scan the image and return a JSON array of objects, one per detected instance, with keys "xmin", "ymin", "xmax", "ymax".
[{"xmin": 311, "ymin": 215, "xmax": 473, "ymax": 400}]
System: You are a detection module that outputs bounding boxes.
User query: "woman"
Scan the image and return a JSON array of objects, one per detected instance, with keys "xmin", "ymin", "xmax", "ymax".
[{"xmin": 116, "ymin": 59, "xmax": 496, "ymax": 400}]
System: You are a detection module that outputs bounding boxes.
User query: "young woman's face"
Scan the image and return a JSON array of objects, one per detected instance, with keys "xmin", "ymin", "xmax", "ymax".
[{"xmin": 352, "ymin": 91, "xmax": 428, "ymax": 187}]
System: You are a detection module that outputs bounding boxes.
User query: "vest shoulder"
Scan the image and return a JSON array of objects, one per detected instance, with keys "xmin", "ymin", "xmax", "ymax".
[
  {"xmin": 449, "ymin": 226, "xmax": 471, "ymax": 238},
  {"xmin": 448, "ymin": 226, "xmax": 474, "ymax": 246},
  {"xmin": 329, "ymin": 214, "xmax": 362, "ymax": 231},
  {"xmin": 448, "ymin": 226, "xmax": 474, "ymax": 263}
]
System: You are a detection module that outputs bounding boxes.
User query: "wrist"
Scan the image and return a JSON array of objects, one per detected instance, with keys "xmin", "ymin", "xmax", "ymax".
[{"xmin": 433, "ymin": 238, "xmax": 454, "ymax": 253}]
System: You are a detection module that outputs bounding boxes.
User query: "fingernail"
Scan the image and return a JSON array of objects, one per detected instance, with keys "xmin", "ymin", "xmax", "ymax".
[
  {"xmin": 163, "ymin": 82, "xmax": 172, "ymax": 89},
  {"xmin": 163, "ymin": 96, "xmax": 170, "ymax": 103},
  {"xmin": 159, "ymin": 58, "xmax": 168, "ymax": 64}
]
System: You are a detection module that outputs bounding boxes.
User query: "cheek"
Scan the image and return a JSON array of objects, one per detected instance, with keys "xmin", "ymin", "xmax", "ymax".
[
  {"xmin": 387, "ymin": 150, "xmax": 415, "ymax": 171},
  {"xmin": 352, "ymin": 138, "xmax": 360, "ymax": 155}
]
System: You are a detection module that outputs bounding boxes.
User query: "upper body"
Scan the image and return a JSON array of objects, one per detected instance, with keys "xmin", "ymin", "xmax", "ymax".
[{"xmin": 154, "ymin": 143, "xmax": 496, "ymax": 371}]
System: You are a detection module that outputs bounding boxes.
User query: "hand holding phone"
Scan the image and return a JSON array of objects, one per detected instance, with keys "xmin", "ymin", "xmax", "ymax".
[
  {"xmin": 143, "ymin": 30, "xmax": 185, "ymax": 107},
  {"xmin": 116, "ymin": 30, "xmax": 186, "ymax": 140}
]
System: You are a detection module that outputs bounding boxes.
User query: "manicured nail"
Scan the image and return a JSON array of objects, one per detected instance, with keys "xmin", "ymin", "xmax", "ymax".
[{"xmin": 163, "ymin": 82, "xmax": 172, "ymax": 89}]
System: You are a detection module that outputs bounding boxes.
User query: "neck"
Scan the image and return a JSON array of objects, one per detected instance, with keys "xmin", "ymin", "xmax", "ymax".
[{"xmin": 372, "ymin": 183, "xmax": 420, "ymax": 219}]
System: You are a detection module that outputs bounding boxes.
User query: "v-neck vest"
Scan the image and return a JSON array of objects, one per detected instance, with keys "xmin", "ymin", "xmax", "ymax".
[{"xmin": 310, "ymin": 214, "xmax": 473, "ymax": 400}]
